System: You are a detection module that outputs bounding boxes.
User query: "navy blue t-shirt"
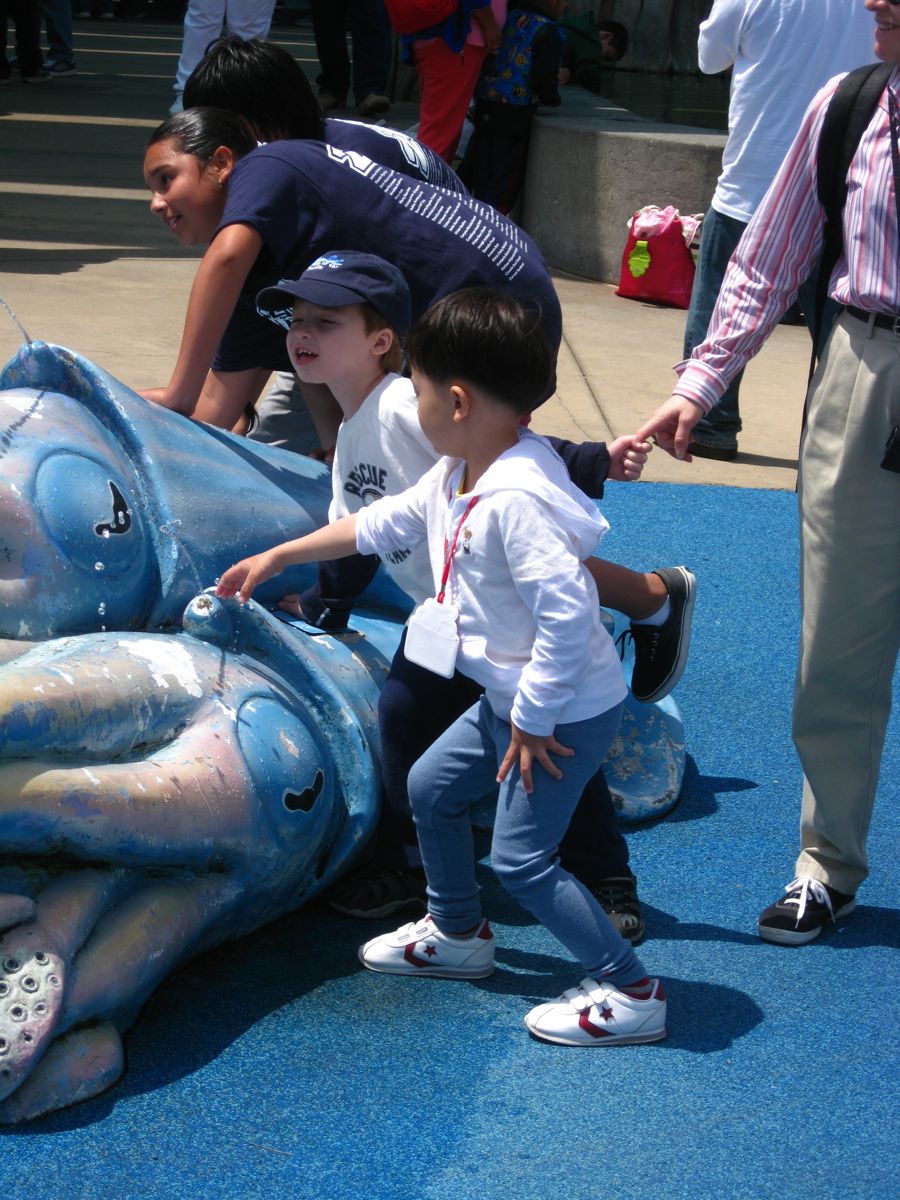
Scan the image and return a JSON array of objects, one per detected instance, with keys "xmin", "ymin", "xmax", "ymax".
[
  {"xmin": 211, "ymin": 140, "xmax": 561, "ymax": 398},
  {"xmin": 324, "ymin": 118, "xmax": 466, "ymax": 194}
]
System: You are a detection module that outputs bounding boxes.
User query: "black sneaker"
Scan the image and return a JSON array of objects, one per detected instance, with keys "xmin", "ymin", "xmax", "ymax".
[
  {"xmin": 328, "ymin": 864, "xmax": 427, "ymax": 919},
  {"xmin": 758, "ymin": 876, "xmax": 855, "ymax": 945},
  {"xmin": 625, "ymin": 566, "xmax": 696, "ymax": 704},
  {"xmin": 590, "ymin": 877, "xmax": 645, "ymax": 945},
  {"xmin": 44, "ymin": 60, "xmax": 77, "ymax": 76},
  {"xmin": 688, "ymin": 431, "xmax": 738, "ymax": 461}
]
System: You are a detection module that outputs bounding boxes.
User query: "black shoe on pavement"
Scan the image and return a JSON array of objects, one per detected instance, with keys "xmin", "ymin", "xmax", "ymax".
[
  {"xmin": 688, "ymin": 432, "xmax": 738, "ymax": 461},
  {"xmin": 44, "ymin": 60, "xmax": 77, "ymax": 76},
  {"xmin": 328, "ymin": 863, "xmax": 427, "ymax": 919},
  {"xmin": 758, "ymin": 876, "xmax": 855, "ymax": 945},
  {"xmin": 591, "ymin": 877, "xmax": 645, "ymax": 945},
  {"xmin": 625, "ymin": 565, "xmax": 696, "ymax": 704}
]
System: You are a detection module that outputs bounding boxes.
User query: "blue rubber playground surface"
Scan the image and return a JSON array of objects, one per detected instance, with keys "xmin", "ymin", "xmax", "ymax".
[{"xmin": 2, "ymin": 480, "xmax": 897, "ymax": 1199}]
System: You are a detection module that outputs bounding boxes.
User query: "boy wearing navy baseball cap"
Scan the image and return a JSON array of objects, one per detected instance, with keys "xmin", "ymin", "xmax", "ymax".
[{"xmin": 257, "ymin": 251, "xmax": 412, "ymax": 392}]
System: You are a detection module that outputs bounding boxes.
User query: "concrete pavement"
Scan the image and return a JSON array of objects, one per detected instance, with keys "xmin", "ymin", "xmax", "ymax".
[{"xmin": 0, "ymin": 13, "xmax": 806, "ymax": 491}]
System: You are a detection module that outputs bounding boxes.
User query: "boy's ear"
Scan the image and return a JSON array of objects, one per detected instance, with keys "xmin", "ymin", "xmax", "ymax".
[
  {"xmin": 371, "ymin": 327, "xmax": 394, "ymax": 356},
  {"xmin": 450, "ymin": 383, "xmax": 472, "ymax": 422}
]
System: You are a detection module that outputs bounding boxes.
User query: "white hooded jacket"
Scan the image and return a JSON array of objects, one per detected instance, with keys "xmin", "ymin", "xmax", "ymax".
[{"xmin": 356, "ymin": 429, "xmax": 627, "ymax": 733}]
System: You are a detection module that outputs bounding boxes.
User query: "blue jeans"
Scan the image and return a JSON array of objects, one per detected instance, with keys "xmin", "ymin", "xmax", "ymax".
[
  {"xmin": 311, "ymin": 0, "xmax": 391, "ymax": 104},
  {"xmin": 39, "ymin": 0, "xmax": 74, "ymax": 64},
  {"xmin": 684, "ymin": 205, "xmax": 840, "ymax": 439},
  {"xmin": 408, "ymin": 697, "xmax": 645, "ymax": 986},
  {"xmin": 378, "ymin": 630, "xmax": 633, "ymax": 884},
  {"xmin": 682, "ymin": 207, "xmax": 747, "ymax": 438}
]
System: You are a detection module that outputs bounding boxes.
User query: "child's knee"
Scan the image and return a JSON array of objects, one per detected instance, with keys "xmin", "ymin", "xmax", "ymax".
[
  {"xmin": 492, "ymin": 847, "xmax": 553, "ymax": 902},
  {"xmin": 407, "ymin": 757, "xmax": 439, "ymax": 824}
]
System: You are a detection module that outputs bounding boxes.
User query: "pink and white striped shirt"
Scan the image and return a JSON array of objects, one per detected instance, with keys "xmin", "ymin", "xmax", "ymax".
[{"xmin": 674, "ymin": 67, "xmax": 900, "ymax": 414}]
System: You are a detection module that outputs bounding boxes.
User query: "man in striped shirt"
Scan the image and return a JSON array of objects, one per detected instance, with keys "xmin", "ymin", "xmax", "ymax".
[{"xmin": 637, "ymin": 0, "xmax": 899, "ymax": 947}]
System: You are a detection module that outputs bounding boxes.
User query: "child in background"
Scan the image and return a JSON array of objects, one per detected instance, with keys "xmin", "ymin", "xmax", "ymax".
[
  {"xmin": 404, "ymin": 0, "xmax": 507, "ymax": 164},
  {"xmin": 217, "ymin": 288, "xmax": 667, "ymax": 1046},
  {"xmin": 559, "ymin": 15, "xmax": 628, "ymax": 93},
  {"xmin": 252, "ymin": 255, "xmax": 694, "ymax": 938},
  {"xmin": 459, "ymin": 0, "xmax": 566, "ymax": 214}
]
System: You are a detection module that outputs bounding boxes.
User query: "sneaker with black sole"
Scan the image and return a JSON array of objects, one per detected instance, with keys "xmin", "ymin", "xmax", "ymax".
[
  {"xmin": 688, "ymin": 432, "xmax": 738, "ymax": 461},
  {"xmin": 623, "ymin": 565, "xmax": 696, "ymax": 704},
  {"xmin": 590, "ymin": 876, "xmax": 645, "ymax": 945},
  {"xmin": 44, "ymin": 60, "xmax": 77, "ymax": 76},
  {"xmin": 524, "ymin": 976, "xmax": 666, "ymax": 1046},
  {"xmin": 328, "ymin": 863, "xmax": 427, "ymax": 919},
  {"xmin": 359, "ymin": 914, "xmax": 495, "ymax": 978},
  {"xmin": 758, "ymin": 875, "xmax": 855, "ymax": 945}
]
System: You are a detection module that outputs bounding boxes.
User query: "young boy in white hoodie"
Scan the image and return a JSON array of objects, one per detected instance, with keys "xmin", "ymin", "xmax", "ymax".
[
  {"xmin": 218, "ymin": 286, "xmax": 666, "ymax": 1045},
  {"xmin": 251, "ymin": 252, "xmax": 695, "ymax": 945}
]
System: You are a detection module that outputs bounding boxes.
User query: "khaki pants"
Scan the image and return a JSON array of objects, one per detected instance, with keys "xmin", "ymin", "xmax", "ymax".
[{"xmin": 793, "ymin": 311, "xmax": 900, "ymax": 894}]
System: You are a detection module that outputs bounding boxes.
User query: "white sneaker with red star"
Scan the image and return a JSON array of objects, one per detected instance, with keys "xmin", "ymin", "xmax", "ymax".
[
  {"xmin": 358, "ymin": 915, "xmax": 495, "ymax": 979},
  {"xmin": 524, "ymin": 977, "xmax": 667, "ymax": 1046}
]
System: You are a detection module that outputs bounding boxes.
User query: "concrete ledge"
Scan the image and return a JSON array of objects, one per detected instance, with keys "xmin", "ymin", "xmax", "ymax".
[{"xmin": 520, "ymin": 91, "xmax": 726, "ymax": 282}]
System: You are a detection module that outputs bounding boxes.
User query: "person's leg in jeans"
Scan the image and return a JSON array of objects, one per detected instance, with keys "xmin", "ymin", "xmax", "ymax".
[
  {"xmin": 682, "ymin": 205, "xmax": 747, "ymax": 449},
  {"xmin": 40, "ymin": 0, "xmax": 75, "ymax": 68},
  {"xmin": 172, "ymin": 0, "xmax": 225, "ymax": 103},
  {"xmin": 379, "ymin": 633, "xmax": 632, "ymax": 888},
  {"xmin": 312, "ymin": 0, "xmax": 350, "ymax": 106},
  {"xmin": 348, "ymin": 0, "xmax": 391, "ymax": 107},
  {"xmin": 226, "ymin": 0, "xmax": 276, "ymax": 42},
  {"xmin": 411, "ymin": 699, "xmax": 644, "ymax": 985},
  {"xmin": 335, "ymin": 630, "xmax": 640, "ymax": 938}
]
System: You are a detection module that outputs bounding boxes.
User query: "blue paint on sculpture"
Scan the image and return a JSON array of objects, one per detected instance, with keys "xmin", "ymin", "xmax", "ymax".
[{"xmin": 0, "ymin": 342, "xmax": 683, "ymax": 1124}]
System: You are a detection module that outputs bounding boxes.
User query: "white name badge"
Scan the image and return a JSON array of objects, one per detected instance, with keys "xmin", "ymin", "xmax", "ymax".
[{"xmin": 404, "ymin": 597, "xmax": 460, "ymax": 678}]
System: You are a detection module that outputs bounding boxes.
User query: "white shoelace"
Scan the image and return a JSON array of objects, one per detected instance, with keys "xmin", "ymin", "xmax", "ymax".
[{"xmin": 782, "ymin": 876, "xmax": 834, "ymax": 923}]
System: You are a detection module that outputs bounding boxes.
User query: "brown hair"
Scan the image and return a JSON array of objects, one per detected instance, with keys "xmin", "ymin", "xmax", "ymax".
[{"xmin": 359, "ymin": 302, "xmax": 404, "ymax": 374}]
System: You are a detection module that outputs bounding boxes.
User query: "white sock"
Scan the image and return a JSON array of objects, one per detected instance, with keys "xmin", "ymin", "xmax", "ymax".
[{"xmin": 633, "ymin": 596, "xmax": 670, "ymax": 627}]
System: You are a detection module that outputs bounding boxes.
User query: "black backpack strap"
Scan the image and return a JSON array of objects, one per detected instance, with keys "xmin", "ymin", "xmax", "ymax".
[{"xmin": 810, "ymin": 62, "xmax": 894, "ymax": 374}]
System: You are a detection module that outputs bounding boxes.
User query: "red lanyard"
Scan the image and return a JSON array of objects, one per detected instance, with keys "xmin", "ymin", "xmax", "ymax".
[{"xmin": 438, "ymin": 493, "xmax": 478, "ymax": 604}]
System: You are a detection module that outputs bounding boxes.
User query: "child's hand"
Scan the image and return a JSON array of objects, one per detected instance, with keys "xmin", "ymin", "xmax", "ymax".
[
  {"xmin": 472, "ymin": 7, "xmax": 502, "ymax": 52},
  {"xmin": 216, "ymin": 550, "xmax": 283, "ymax": 604},
  {"xmin": 607, "ymin": 435, "xmax": 652, "ymax": 482},
  {"xmin": 497, "ymin": 724, "xmax": 575, "ymax": 794}
]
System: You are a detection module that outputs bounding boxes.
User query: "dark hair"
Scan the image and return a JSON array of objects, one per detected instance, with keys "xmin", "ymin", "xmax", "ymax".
[
  {"xmin": 405, "ymin": 288, "xmax": 553, "ymax": 415},
  {"xmin": 183, "ymin": 38, "xmax": 325, "ymax": 143},
  {"xmin": 597, "ymin": 20, "xmax": 629, "ymax": 61},
  {"xmin": 147, "ymin": 107, "xmax": 258, "ymax": 162}
]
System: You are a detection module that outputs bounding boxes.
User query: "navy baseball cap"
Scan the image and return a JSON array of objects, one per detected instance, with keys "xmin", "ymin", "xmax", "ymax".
[{"xmin": 256, "ymin": 251, "xmax": 412, "ymax": 334}]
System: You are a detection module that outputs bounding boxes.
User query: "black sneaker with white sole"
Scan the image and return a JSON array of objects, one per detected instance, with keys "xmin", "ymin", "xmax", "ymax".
[
  {"xmin": 590, "ymin": 876, "xmax": 645, "ymax": 945},
  {"xmin": 758, "ymin": 876, "xmax": 855, "ymax": 945},
  {"xmin": 626, "ymin": 565, "xmax": 696, "ymax": 703},
  {"xmin": 328, "ymin": 863, "xmax": 427, "ymax": 919}
]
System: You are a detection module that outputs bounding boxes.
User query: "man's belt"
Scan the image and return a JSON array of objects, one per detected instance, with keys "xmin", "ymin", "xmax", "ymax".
[{"xmin": 844, "ymin": 304, "xmax": 900, "ymax": 334}]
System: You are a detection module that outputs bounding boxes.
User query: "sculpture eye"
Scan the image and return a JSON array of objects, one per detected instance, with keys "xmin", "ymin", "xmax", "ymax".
[
  {"xmin": 34, "ymin": 453, "xmax": 145, "ymax": 579},
  {"xmin": 236, "ymin": 696, "xmax": 336, "ymax": 860},
  {"xmin": 12, "ymin": 450, "xmax": 159, "ymax": 635}
]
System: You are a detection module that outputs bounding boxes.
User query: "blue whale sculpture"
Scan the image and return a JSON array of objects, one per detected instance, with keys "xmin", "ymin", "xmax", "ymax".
[{"xmin": 0, "ymin": 342, "xmax": 684, "ymax": 1122}]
